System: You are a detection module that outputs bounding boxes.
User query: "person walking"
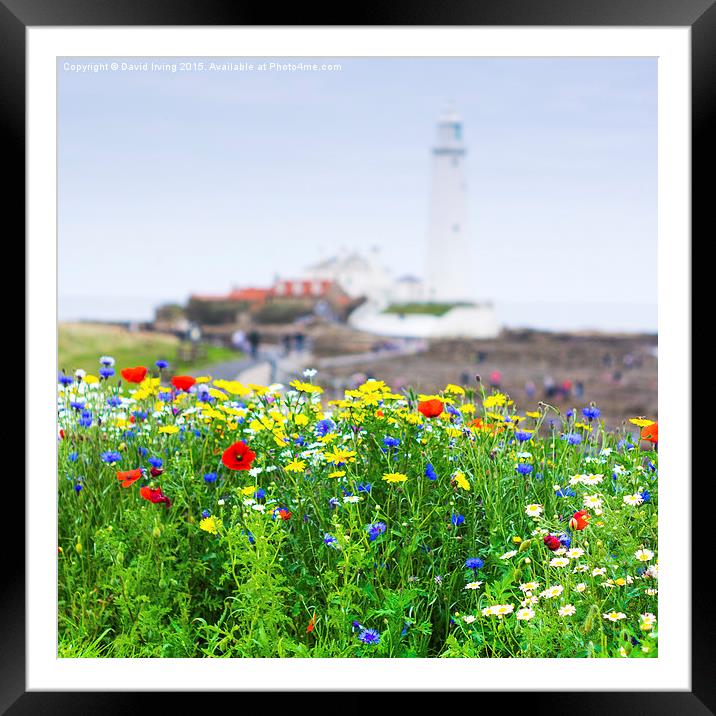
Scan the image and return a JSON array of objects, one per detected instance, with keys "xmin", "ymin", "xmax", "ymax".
[{"xmin": 247, "ymin": 329, "xmax": 261, "ymax": 360}]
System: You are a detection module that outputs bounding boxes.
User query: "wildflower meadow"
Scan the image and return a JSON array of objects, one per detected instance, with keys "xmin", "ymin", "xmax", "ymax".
[{"xmin": 57, "ymin": 359, "xmax": 658, "ymax": 658}]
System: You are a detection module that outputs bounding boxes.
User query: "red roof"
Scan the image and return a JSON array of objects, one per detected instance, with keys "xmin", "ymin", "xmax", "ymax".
[
  {"xmin": 192, "ymin": 280, "xmax": 350, "ymax": 305},
  {"xmin": 227, "ymin": 287, "xmax": 271, "ymax": 302},
  {"xmin": 270, "ymin": 279, "xmax": 334, "ymax": 298}
]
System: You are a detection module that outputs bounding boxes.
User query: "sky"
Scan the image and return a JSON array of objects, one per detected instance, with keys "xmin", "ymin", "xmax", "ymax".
[{"xmin": 58, "ymin": 57, "xmax": 657, "ymax": 332}]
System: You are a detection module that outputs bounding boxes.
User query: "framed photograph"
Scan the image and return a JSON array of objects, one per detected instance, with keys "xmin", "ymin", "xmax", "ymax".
[{"xmin": 11, "ymin": 0, "xmax": 703, "ymax": 711}]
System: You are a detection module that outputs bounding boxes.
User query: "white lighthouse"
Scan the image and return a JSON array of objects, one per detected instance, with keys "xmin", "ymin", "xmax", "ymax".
[
  {"xmin": 425, "ymin": 108, "xmax": 472, "ymax": 302},
  {"xmin": 345, "ymin": 107, "xmax": 500, "ymax": 340}
]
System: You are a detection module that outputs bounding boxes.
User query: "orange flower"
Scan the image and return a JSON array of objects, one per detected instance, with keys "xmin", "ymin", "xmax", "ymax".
[
  {"xmin": 116, "ymin": 468, "xmax": 142, "ymax": 488},
  {"xmin": 306, "ymin": 613, "xmax": 317, "ymax": 633},
  {"xmin": 172, "ymin": 375, "xmax": 197, "ymax": 392},
  {"xmin": 569, "ymin": 509, "xmax": 590, "ymax": 531},
  {"xmin": 120, "ymin": 366, "xmax": 148, "ymax": 384},
  {"xmin": 418, "ymin": 399, "xmax": 444, "ymax": 418},
  {"xmin": 641, "ymin": 422, "xmax": 658, "ymax": 445},
  {"xmin": 140, "ymin": 485, "xmax": 171, "ymax": 508},
  {"xmin": 221, "ymin": 440, "xmax": 257, "ymax": 471}
]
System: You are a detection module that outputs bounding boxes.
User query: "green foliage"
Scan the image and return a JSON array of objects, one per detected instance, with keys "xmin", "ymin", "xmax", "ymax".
[
  {"xmin": 382, "ymin": 302, "xmax": 472, "ymax": 316},
  {"xmin": 253, "ymin": 300, "xmax": 312, "ymax": 324},
  {"xmin": 58, "ymin": 323, "xmax": 238, "ymax": 375},
  {"xmin": 57, "ymin": 372, "xmax": 658, "ymax": 658}
]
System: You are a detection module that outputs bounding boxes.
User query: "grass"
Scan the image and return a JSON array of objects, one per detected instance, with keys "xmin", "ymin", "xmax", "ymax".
[
  {"xmin": 58, "ymin": 323, "xmax": 240, "ymax": 375},
  {"xmin": 383, "ymin": 302, "xmax": 472, "ymax": 317},
  {"xmin": 57, "ymin": 373, "xmax": 658, "ymax": 659}
]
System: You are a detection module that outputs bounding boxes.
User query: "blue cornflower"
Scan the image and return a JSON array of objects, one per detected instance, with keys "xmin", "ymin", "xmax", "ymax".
[
  {"xmin": 315, "ymin": 419, "xmax": 336, "ymax": 437},
  {"xmin": 446, "ymin": 404, "xmax": 463, "ymax": 423},
  {"xmin": 358, "ymin": 628, "xmax": 381, "ymax": 645},
  {"xmin": 132, "ymin": 410, "xmax": 148, "ymax": 422},
  {"xmin": 357, "ymin": 482, "xmax": 372, "ymax": 493},
  {"xmin": 99, "ymin": 355, "xmax": 115, "ymax": 366},
  {"xmin": 203, "ymin": 472, "xmax": 217, "ymax": 484},
  {"xmin": 58, "ymin": 373, "xmax": 74, "ymax": 386},
  {"xmin": 107, "ymin": 396, "xmax": 122, "ymax": 408},
  {"xmin": 201, "ymin": 509, "xmax": 211, "ymax": 518},
  {"xmin": 328, "ymin": 497, "xmax": 339, "ymax": 509},
  {"xmin": 99, "ymin": 367, "xmax": 115, "ymax": 379},
  {"xmin": 382, "ymin": 436, "xmax": 400, "ymax": 448},
  {"xmin": 323, "ymin": 533, "xmax": 339, "ymax": 548},
  {"xmin": 465, "ymin": 557, "xmax": 484, "ymax": 570},
  {"xmin": 138, "ymin": 447, "xmax": 149, "ymax": 457},
  {"xmin": 558, "ymin": 533, "xmax": 571, "ymax": 549},
  {"xmin": 148, "ymin": 457, "xmax": 163, "ymax": 469},
  {"xmin": 156, "ymin": 359, "xmax": 169, "ymax": 369},
  {"xmin": 68, "ymin": 452, "xmax": 79, "ymax": 462},
  {"xmin": 244, "ymin": 530, "xmax": 255, "ymax": 545},
  {"xmin": 617, "ymin": 439, "xmax": 635, "ymax": 451},
  {"xmin": 158, "ymin": 391, "xmax": 172, "ymax": 402},
  {"xmin": 516, "ymin": 463, "xmax": 533, "ymax": 476},
  {"xmin": 100, "ymin": 451, "xmax": 121, "ymax": 464},
  {"xmin": 565, "ymin": 409, "xmax": 574, "ymax": 419},
  {"xmin": 366, "ymin": 522, "xmax": 387, "ymax": 542},
  {"xmin": 639, "ymin": 490, "xmax": 651, "ymax": 503},
  {"xmin": 582, "ymin": 406, "xmax": 600, "ymax": 420},
  {"xmin": 555, "ymin": 486, "xmax": 576, "ymax": 498},
  {"xmin": 451, "ymin": 513, "xmax": 465, "ymax": 526},
  {"xmin": 254, "ymin": 488, "xmax": 266, "ymax": 500},
  {"xmin": 515, "ymin": 431, "xmax": 533, "ymax": 442},
  {"xmin": 425, "ymin": 463, "xmax": 438, "ymax": 481},
  {"xmin": 74, "ymin": 483, "xmax": 83, "ymax": 493},
  {"xmin": 562, "ymin": 432, "xmax": 582, "ymax": 445},
  {"xmin": 69, "ymin": 401, "xmax": 85, "ymax": 410}
]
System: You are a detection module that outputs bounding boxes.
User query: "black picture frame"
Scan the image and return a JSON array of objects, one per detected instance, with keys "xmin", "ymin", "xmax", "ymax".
[{"xmin": 8, "ymin": 0, "xmax": 703, "ymax": 712}]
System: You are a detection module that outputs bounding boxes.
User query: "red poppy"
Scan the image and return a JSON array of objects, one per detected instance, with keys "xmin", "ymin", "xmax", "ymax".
[
  {"xmin": 569, "ymin": 509, "xmax": 591, "ymax": 531},
  {"xmin": 59, "ymin": 429, "xmax": 65, "ymax": 440},
  {"xmin": 418, "ymin": 399, "xmax": 444, "ymax": 418},
  {"xmin": 140, "ymin": 485, "xmax": 171, "ymax": 508},
  {"xmin": 116, "ymin": 468, "xmax": 143, "ymax": 488},
  {"xmin": 150, "ymin": 467, "xmax": 163, "ymax": 477},
  {"xmin": 171, "ymin": 375, "xmax": 197, "ymax": 392},
  {"xmin": 306, "ymin": 613, "xmax": 317, "ymax": 634},
  {"xmin": 221, "ymin": 440, "xmax": 257, "ymax": 471},
  {"xmin": 641, "ymin": 422, "xmax": 658, "ymax": 445},
  {"xmin": 121, "ymin": 366, "xmax": 148, "ymax": 384},
  {"xmin": 543, "ymin": 534, "xmax": 561, "ymax": 551},
  {"xmin": 275, "ymin": 507, "xmax": 292, "ymax": 521}
]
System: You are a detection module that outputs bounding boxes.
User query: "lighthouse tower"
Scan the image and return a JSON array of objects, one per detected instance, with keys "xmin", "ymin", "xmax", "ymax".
[
  {"xmin": 425, "ymin": 108, "xmax": 472, "ymax": 302},
  {"xmin": 347, "ymin": 107, "xmax": 499, "ymax": 339}
]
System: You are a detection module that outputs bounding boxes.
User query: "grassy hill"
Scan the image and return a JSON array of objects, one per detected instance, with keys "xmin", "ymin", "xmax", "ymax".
[{"xmin": 58, "ymin": 323, "xmax": 238, "ymax": 375}]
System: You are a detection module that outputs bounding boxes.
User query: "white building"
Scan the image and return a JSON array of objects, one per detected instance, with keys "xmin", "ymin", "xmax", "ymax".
[
  {"xmin": 304, "ymin": 247, "xmax": 394, "ymax": 302},
  {"xmin": 306, "ymin": 109, "xmax": 499, "ymax": 339},
  {"xmin": 425, "ymin": 108, "xmax": 473, "ymax": 302}
]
